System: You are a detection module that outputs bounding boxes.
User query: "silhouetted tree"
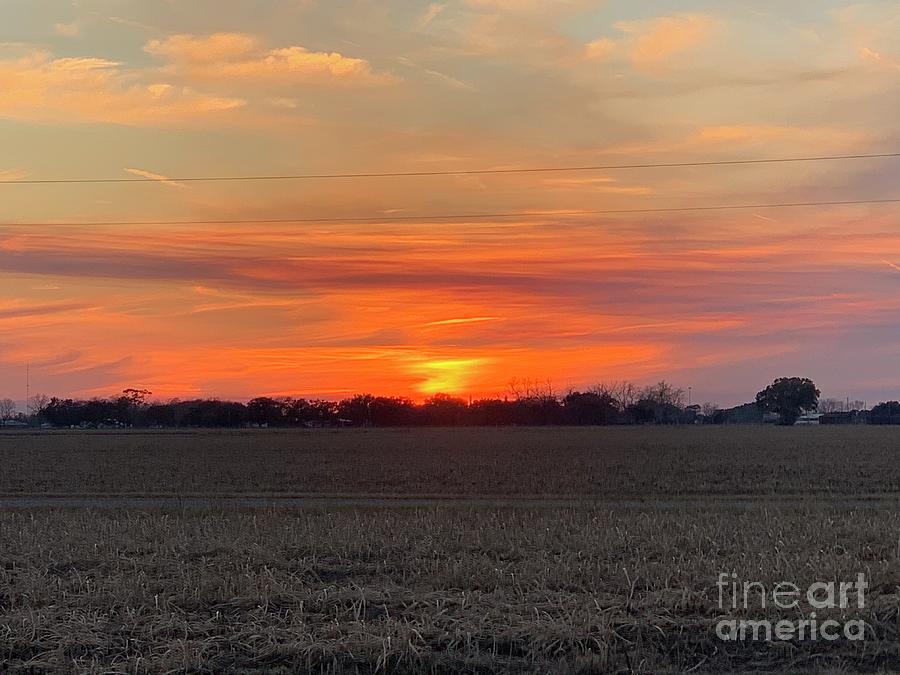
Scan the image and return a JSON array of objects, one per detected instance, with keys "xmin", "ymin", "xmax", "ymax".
[
  {"xmin": 468, "ymin": 398, "xmax": 516, "ymax": 425},
  {"xmin": 369, "ymin": 396, "xmax": 417, "ymax": 426},
  {"xmin": 421, "ymin": 394, "xmax": 468, "ymax": 426},
  {"xmin": 337, "ymin": 394, "xmax": 375, "ymax": 426},
  {"xmin": 44, "ymin": 398, "xmax": 78, "ymax": 427},
  {"xmin": 871, "ymin": 401, "xmax": 900, "ymax": 425},
  {"xmin": 701, "ymin": 402, "xmax": 720, "ymax": 419},
  {"xmin": 283, "ymin": 398, "xmax": 311, "ymax": 426},
  {"xmin": 641, "ymin": 381, "xmax": 685, "ymax": 408},
  {"xmin": 146, "ymin": 401, "xmax": 177, "ymax": 427},
  {"xmin": 27, "ymin": 393, "xmax": 50, "ymax": 423},
  {"xmin": 247, "ymin": 397, "xmax": 285, "ymax": 426},
  {"xmin": 0, "ymin": 398, "xmax": 16, "ymax": 422},
  {"xmin": 306, "ymin": 399, "xmax": 338, "ymax": 425},
  {"xmin": 563, "ymin": 391, "xmax": 619, "ymax": 425},
  {"xmin": 184, "ymin": 399, "xmax": 247, "ymax": 427},
  {"xmin": 626, "ymin": 400, "xmax": 658, "ymax": 424},
  {"xmin": 755, "ymin": 377, "xmax": 820, "ymax": 426}
]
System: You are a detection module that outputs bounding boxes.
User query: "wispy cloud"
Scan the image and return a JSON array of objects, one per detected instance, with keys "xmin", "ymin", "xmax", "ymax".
[
  {"xmin": 422, "ymin": 67, "xmax": 476, "ymax": 91},
  {"xmin": 859, "ymin": 46, "xmax": 900, "ymax": 71},
  {"xmin": 0, "ymin": 168, "xmax": 31, "ymax": 181},
  {"xmin": 614, "ymin": 14, "xmax": 716, "ymax": 73},
  {"xmin": 0, "ymin": 300, "xmax": 94, "ymax": 321},
  {"xmin": 124, "ymin": 167, "xmax": 186, "ymax": 188},
  {"xmin": 396, "ymin": 57, "xmax": 475, "ymax": 91},
  {"xmin": 53, "ymin": 22, "xmax": 80, "ymax": 37},
  {"xmin": 423, "ymin": 316, "xmax": 501, "ymax": 326},
  {"xmin": 417, "ymin": 3, "xmax": 446, "ymax": 29}
]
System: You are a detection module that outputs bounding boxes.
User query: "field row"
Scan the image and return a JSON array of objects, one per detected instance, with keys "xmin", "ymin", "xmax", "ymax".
[{"xmin": 1, "ymin": 426, "xmax": 899, "ymax": 497}]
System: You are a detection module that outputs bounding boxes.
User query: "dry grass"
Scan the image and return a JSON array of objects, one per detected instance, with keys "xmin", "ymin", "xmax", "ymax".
[
  {"xmin": 1, "ymin": 426, "xmax": 899, "ymax": 497},
  {"xmin": 3, "ymin": 427, "xmax": 900, "ymax": 672},
  {"xmin": 2, "ymin": 506, "xmax": 900, "ymax": 673}
]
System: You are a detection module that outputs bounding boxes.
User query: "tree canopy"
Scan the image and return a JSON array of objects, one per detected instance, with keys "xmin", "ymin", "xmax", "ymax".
[{"xmin": 755, "ymin": 377, "xmax": 820, "ymax": 425}]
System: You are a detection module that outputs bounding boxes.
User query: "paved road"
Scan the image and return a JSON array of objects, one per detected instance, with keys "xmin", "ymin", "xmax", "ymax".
[{"xmin": 1, "ymin": 494, "xmax": 899, "ymax": 509}]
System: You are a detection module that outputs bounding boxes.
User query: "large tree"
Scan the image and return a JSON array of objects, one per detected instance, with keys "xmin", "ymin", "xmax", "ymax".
[{"xmin": 755, "ymin": 377, "xmax": 820, "ymax": 425}]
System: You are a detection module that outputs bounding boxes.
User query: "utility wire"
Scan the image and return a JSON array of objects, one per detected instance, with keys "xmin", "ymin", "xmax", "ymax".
[
  {"xmin": 3, "ymin": 198, "xmax": 900, "ymax": 227},
  {"xmin": 2, "ymin": 152, "xmax": 900, "ymax": 185}
]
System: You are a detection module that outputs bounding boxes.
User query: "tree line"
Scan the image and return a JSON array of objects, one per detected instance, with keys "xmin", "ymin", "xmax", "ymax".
[
  {"xmin": 7, "ymin": 381, "xmax": 694, "ymax": 429},
  {"xmin": 3, "ymin": 377, "xmax": 899, "ymax": 429}
]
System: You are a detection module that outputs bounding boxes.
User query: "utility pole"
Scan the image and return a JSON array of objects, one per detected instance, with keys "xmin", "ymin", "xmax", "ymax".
[{"xmin": 688, "ymin": 386, "xmax": 692, "ymax": 407}]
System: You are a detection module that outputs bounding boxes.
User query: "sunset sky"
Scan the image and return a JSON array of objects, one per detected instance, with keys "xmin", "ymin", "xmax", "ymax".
[{"xmin": 2, "ymin": 0, "xmax": 900, "ymax": 406}]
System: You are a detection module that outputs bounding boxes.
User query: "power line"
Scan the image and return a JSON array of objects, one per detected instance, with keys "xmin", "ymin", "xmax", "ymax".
[
  {"xmin": 2, "ymin": 152, "xmax": 900, "ymax": 185},
  {"xmin": 3, "ymin": 197, "xmax": 900, "ymax": 227}
]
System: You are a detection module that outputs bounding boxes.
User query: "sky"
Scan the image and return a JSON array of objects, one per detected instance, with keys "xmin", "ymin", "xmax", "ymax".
[{"xmin": 1, "ymin": 0, "xmax": 900, "ymax": 407}]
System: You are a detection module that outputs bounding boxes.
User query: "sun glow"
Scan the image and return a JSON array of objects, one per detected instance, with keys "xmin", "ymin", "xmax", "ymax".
[{"xmin": 413, "ymin": 358, "xmax": 489, "ymax": 395}]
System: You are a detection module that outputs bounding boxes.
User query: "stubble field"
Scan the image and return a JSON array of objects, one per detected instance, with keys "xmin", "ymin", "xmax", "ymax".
[
  {"xmin": 2, "ymin": 426, "xmax": 900, "ymax": 673},
  {"xmin": 1, "ymin": 425, "xmax": 899, "ymax": 497}
]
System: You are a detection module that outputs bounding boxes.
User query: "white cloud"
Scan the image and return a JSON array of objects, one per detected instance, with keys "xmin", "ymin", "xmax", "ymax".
[{"xmin": 123, "ymin": 167, "xmax": 186, "ymax": 188}]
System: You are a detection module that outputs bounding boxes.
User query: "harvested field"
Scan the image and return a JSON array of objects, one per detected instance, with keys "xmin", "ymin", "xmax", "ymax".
[
  {"xmin": 1, "ymin": 426, "xmax": 899, "ymax": 497},
  {"xmin": 2, "ymin": 505, "xmax": 900, "ymax": 673},
  {"xmin": 3, "ymin": 427, "xmax": 900, "ymax": 673}
]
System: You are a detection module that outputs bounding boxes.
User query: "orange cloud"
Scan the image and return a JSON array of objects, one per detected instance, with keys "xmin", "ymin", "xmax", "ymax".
[
  {"xmin": 5, "ymin": 207, "xmax": 900, "ymax": 403},
  {"xmin": 0, "ymin": 168, "xmax": 30, "ymax": 181},
  {"xmin": 692, "ymin": 125, "xmax": 865, "ymax": 146},
  {"xmin": 859, "ymin": 46, "xmax": 900, "ymax": 71},
  {"xmin": 605, "ymin": 124, "xmax": 870, "ymax": 157},
  {"xmin": 584, "ymin": 37, "xmax": 615, "ymax": 60},
  {"xmin": 0, "ymin": 49, "xmax": 245, "ymax": 125},
  {"xmin": 145, "ymin": 33, "xmax": 397, "ymax": 86},
  {"xmin": 466, "ymin": 0, "xmax": 596, "ymax": 14},
  {"xmin": 615, "ymin": 14, "xmax": 716, "ymax": 72},
  {"xmin": 145, "ymin": 33, "xmax": 260, "ymax": 63}
]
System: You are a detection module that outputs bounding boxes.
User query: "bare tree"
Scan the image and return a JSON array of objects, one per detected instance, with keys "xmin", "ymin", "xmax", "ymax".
[
  {"xmin": 0, "ymin": 398, "xmax": 17, "ymax": 421},
  {"xmin": 594, "ymin": 381, "xmax": 638, "ymax": 411},
  {"xmin": 507, "ymin": 377, "xmax": 555, "ymax": 401},
  {"xmin": 818, "ymin": 398, "xmax": 844, "ymax": 413},
  {"xmin": 28, "ymin": 393, "xmax": 49, "ymax": 418},
  {"xmin": 702, "ymin": 402, "xmax": 720, "ymax": 418},
  {"xmin": 641, "ymin": 381, "xmax": 686, "ymax": 408}
]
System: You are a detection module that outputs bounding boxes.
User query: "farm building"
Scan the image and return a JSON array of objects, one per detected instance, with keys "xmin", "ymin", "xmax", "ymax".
[
  {"xmin": 795, "ymin": 412, "xmax": 823, "ymax": 425},
  {"xmin": 819, "ymin": 410, "xmax": 869, "ymax": 424}
]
